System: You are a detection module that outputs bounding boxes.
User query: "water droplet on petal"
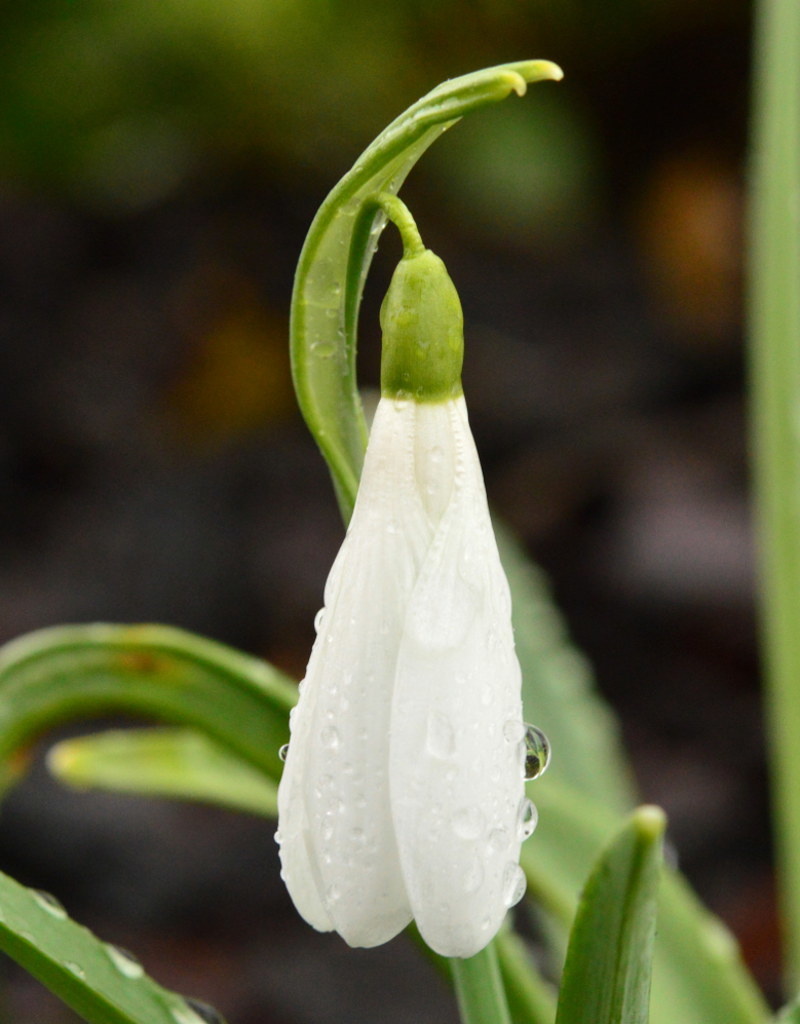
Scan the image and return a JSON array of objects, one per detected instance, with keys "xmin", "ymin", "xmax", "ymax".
[
  {"xmin": 518, "ymin": 798, "xmax": 539, "ymax": 840},
  {"xmin": 32, "ymin": 890, "xmax": 67, "ymax": 919},
  {"xmin": 503, "ymin": 719, "xmax": 525, "ymax": 744},
  {"xmin": 463, "ymin": 856, "xmax": 485, "ymax": 894},
  {"xmin": 452, "ymin": 806, "xmax": 485, "ymax": 840},
  {"xmin": 105, "ymin": 944, "xmax": 144, "ymax": 979},
  {"xmin": 502, "ymin": 862, "xmax": 527, "ymax": 908},
  {"xmin": 278, "ymin": 743, "xmax": 290, "ymax": 762},
  {"xmin": 426, "ymin": 711, "xmax": 455, "ymax": 759},
  {"xmin": 64, "ymin": 961, "xmax": 85, "ymax": 979},
  {"xmin": 321, "ymin": 726, "xmax": 339, "ymax": 750},
  {"xmin": 314, "ymin": 608, "xmax": 325, "ymax": 633},
  {"xmin": 522, "ymin": 725, "xmax": 551, "ymax": 781},
  {"xmin": 488, "ymin": 827, "xmax": 508, "ymax": 853},
  {"xmin": 326, "ymin": 883, "xmax": 341, "ymax": 904}
]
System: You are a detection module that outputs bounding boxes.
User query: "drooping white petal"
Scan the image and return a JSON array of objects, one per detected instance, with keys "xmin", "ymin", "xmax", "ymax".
[
  {"xmin": 389, "ymin": 397, "xmax": 525, "ymax": 958},
  {"xmin": 278, "ymin": 397, "xmax": 432, "ymax": 947}
]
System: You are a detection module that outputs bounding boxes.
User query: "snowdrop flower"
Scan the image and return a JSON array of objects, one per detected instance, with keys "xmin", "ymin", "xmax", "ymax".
[{"xmin": 277, "ymin": 211, "xmax": 542, "ymax": 958}]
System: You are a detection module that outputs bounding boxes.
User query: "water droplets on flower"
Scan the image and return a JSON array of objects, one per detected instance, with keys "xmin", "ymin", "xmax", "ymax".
[
  {"xmin": 64, "ymin": 961, "xmax": 85, "ymax": 979},
  {"xmin": 487, "ymin": 827, "xmax": 508, "ymax": 853},
  {"xmin": 503, "ymin": 720, "xmax": 526, "ymax": 744},
  {"xmin": 518, "ymin": 798, "xmax": 538, "ymax": 840},
  {"xmin": 314, "ymin": 608, "xmax": 326, "ymax": 633},
  {"xmin": 321, "ymin": 725, "xmax": 340, "ymax": 750},
  {"xmin": 521, "ymin": 724, "xmax": 551, "ymax": 781},
  {"xmin": 502, "ymin": 862, "xmax": 527, "ymax": 908},
  {"xmin": 426, "ymin": 710, "xmax": 455, "ymax": 759},
  {"xmin": 393, "ymin": 390, "xmax": 410, "ymax": 411},
  {"xmin": 452, "ymin": 806, "xmax": 485, "ymax": 840},
  {"xmin": 463, "ymin": 856, "xmax": 485, "ymax": 895},
  {"xmin": 278, "ymin": 743, "xmax": 290, "ymax": 762}
]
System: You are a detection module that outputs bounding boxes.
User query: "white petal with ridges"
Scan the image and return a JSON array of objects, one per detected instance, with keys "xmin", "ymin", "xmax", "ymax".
[
  {"xmin": 389, "ymin": 397, "xmax": 525, "ymax": 957},
  {"xmin": 278, "ymin": 398, "xmax": 430, "ymax": 946}
]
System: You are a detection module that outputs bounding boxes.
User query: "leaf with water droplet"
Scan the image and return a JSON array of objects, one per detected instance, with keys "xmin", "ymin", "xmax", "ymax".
[
  {"xmin": 184, "ymin": 998, "xmax": 227, "ymax": 1024},
  {"xmin": 0, "ymin": 862, "xmax": 214, "ymax": 1024},
  {"xmin": 105, "ymin": 944, "xmax": 144, "ymax": 980},
  {"xmin": 32, "ymin": 890, "xmax": 67, "ymax": 920}
]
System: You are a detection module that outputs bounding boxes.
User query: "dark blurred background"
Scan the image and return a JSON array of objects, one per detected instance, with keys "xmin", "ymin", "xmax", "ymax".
[{"xmin": 0, "ymin": 1, "xmax": 771, "ymax": 1021}]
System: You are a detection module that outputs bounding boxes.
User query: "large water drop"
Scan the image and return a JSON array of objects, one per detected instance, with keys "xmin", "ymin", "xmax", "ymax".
[{"xmin": 522, "ymin": 724, "xmax": 551, "ymax": 781}]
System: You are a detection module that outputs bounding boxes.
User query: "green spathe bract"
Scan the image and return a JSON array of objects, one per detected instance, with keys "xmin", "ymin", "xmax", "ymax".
[{"xmin": 380, "ymin": 248, "xmax": 464, "ymax": 403}]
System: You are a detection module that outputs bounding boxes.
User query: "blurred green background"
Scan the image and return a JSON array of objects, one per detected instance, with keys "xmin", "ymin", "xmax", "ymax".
[{"xmin": 0, "ymin": 2, "xmax": 765, "ymax": 1022}]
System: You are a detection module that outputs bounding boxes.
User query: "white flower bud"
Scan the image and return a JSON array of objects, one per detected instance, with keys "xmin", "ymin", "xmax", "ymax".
[{"xmin": 277, "ymin": 394, "xmax": 529, "ymax": 957}]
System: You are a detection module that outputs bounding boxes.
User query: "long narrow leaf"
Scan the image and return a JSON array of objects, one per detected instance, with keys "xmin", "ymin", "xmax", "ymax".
[
  {"xmin": 554, "ymin": 806, "xmax": 665, "ymax": 1024},
  {"xmin": 290, "ymin": 60, "xmax": 562, "ymax": 519},
  {"xmin": 0, "ymin": 624, "xmax": 295, "ymax": 793},
  {"xmin": 0, "ymin": 867, "xmax": 222, "ymax": 1024},
  {"xmin": 48, "ymin": 727, "xmax": 278, "ymax": 816},
  {"xmin": 748, "ymin": 0, "xmax": 800, "ymax": 985},
  {"xmin": 523, "ymin": 778, "xmax": 769, "ymax": 1024}
]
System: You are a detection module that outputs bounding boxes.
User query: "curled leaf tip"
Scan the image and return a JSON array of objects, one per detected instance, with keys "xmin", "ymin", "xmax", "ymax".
[{"xmin": 513, "ymin": 59, "xmax": 565, "ymax": 86}]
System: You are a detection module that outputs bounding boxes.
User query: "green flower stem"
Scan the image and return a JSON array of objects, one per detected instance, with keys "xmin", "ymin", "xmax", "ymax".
[
  {"xmin": 373, "ymin": 192, "xmax": 425, "ymax": 257},
  {"xmin": 451, "ymin": 942, "xmax": 513, "ymax": 1024},
  {"xmin": 495, "ymin": 930, "xmax": 557, "ymax": 1024},
  {"xmin": 748, "ymin": 0, "xmax": 800, "ymax": 988}
]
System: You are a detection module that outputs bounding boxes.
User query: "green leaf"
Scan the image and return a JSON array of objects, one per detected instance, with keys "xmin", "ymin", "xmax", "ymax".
[
  {"xmin": 748, "ymin": 0, "xmax": 800, "ymax": 985},
  {"xmin": 0, "ymin": 624, "xmax": 296, "ymax": 793},
  {"xmin": 523, "ymin": 779, "xmax": 770, "ymax": 1024},
  {"xmin": 0, "ymin": 867, "xmax": 222, "ymax": 1024},
  {"xmin": 554, "ymin": 806, "xmax": 665, "ymax": 1024},
  {"xmin": 290, "ymin": 59, "xmax": 562, "ymax": 520},
  {"xmin": 48, "ymin": 726, "xmax": 278, "ymax": 817},
  {"xmin": 496, "ymin": 524, "xmax": 636, "ymax": 814}
]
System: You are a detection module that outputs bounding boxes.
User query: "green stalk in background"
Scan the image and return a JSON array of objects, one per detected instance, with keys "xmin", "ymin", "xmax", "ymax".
[{"xmin": 748, "ymin": 0, "xmax": 800, "ymax": 989}]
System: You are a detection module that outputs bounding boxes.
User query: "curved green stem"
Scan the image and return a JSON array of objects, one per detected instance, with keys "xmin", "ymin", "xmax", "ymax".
[{"xmin": 373, "ymin": 192, "xmax": 425, "ymax": 257}]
